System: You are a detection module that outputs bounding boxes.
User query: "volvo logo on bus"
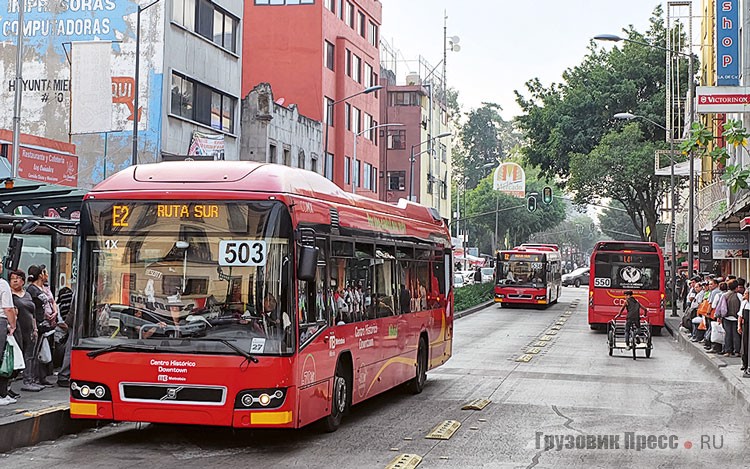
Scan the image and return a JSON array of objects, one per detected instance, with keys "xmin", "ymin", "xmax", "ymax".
[
  {"xmin": 620, "ymin": 266, "xmax": 642, "ymax": 284},
  {"xmin": 160, "ymin": 387, "xmax": 183, "ymax": 401}
]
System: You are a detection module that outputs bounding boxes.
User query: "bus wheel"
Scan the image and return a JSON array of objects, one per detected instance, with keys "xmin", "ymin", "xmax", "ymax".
[
  {"xmin": 323, "ymin": 361, "xmax": 350, "ymax": 432},
  {"xmin": 407, "ymin": 337, "xmax": 428, "ymax": 394},
  {"xmin": 650, "ymin": 326, "xmax": 662, "ymax": 336}
]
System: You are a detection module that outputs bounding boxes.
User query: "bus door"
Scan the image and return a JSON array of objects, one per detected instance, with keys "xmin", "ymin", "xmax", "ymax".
[{"xmin": 296, "ymin": 236, "xmax": 333, "ymax": 427}]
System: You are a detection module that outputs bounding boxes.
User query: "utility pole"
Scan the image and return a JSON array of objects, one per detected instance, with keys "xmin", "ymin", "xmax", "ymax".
[{"xmin": 11, "ymin": 1, "xmax": 25, "ymax": 178}]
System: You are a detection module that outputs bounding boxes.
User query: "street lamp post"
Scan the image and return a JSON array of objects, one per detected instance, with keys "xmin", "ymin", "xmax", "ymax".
[
  {"xmin": 11, "ymin": 1, "xmax": 25, "ymax": 178},
  {"xmin": 409, "ymin": 132, "xmax": 451, "ymax": 202},
  {"xmin": 323, "ymin": 85, "xmax": 383, "ymax": 178},
  {"xmin": 353, "ymin": 123, "xmax": 403, "ymax": 194},
  {"xmin": 595, "ymin": 33, "xmax": 696, "ymax": 279},
  {"xmin": 613, "ymin": 112, "xmax": 679, "ymax": 317},
  {"xmin": 132, "ymin": 0, "xmax": 163, "ymax": 167}
]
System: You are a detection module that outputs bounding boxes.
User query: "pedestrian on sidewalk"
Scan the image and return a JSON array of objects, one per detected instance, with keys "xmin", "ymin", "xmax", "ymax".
[
  {"xmin": 9, "ymin": 270, "xmax": 43, "ymax": 392},
  {"xmin": 720, "ymin": 279, "xmax": 742, "ymax": 357},
  {"xmin": 26, "ymin": 265, "xmax": 56, "ymax": 387},
  {"xmin": 0, "ymin": 262, "xmax": 19, "ymax": 406},
  {"xmin": 740, "ymin": 290, "xmax": 750, "ymax": 378}
]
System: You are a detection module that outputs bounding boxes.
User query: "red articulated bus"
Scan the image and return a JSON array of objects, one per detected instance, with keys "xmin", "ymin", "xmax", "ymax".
[
  {"xmin": 494, "ymin": 247, "xmax": 562, "ymax": 307},
  {"xmin": 70, "ymin": 161, "xmax": 453, "ymax": 431},
  {"xmin": 588, "ymin": 241, "xmax": 665, "ymax": 334}
]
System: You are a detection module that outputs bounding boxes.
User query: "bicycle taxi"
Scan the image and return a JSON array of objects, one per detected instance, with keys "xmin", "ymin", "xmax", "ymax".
[{"xmin": 608, "ymin": 312, "xmax": 653, "ymax": 360}]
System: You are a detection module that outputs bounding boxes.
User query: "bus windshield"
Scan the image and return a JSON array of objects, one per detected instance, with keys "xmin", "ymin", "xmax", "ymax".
[
  {"xmin": 593, "ymin": 252, "xmax": 661, "ymax": 290},
  {"xmin": 78, "ymin": 200, "xmax": 295, "ymax": 356},
  {"xmin": 497, "ymin": 259, "xmax": 546, "ymax": 286}
]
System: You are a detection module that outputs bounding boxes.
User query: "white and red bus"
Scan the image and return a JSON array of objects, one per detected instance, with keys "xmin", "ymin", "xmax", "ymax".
[
  {"xmin": 494, "ymin": 247, "xmax": 562, "ymax": 307},
  {"xmin": 519, "ymin": 243, "xmax": 560, "ymax": 252},
  {"xmin": 588, "ymin": 241, "xmax": 665, "ymax": 334},
  {"xmin": 69, "ymin": 161, "xmax": 453, "ymax": 431}
]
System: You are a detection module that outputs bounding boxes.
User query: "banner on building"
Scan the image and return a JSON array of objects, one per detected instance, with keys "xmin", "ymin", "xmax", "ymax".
[
  {"xmin": 70, "ymin": 41, "xmax": 113, "ymax": 134},
  {"xmin": 187, "ymin": 132, "xmax": 225, "ymax": 160},
  {"xmin": 717, "ymin": 0, "xmax": 740, "ymax": 86},
  {"xmin": 493, "ymin": 162, "xmax": 525, "ymax": 198},
  {"xmin": 711, "ymin": 231, "xmax": 749, "ymax": 259},
  {"xmin": 696, "ymin": 86, "xmax": 750, "ymax": 113}
]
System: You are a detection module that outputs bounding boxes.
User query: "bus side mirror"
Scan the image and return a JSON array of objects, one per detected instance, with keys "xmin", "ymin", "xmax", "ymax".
[
  {"xmin": 4, "ymin": 237, "xmax": 23, "ymax": 271},
  {"xmin": 297, "ymin": 246, "xmax": 319, "ymax": 282}
]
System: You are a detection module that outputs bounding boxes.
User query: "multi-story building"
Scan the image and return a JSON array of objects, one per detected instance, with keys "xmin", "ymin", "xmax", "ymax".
[
  {"xmin": 243, "ymin": 0, "xmax": 382, "ymax": 196},
  {"xmin": 378, "ymin": 70, "xmax": 452, "ymax": 220},
  {"xmin": 0, "ymin": 0, "xmax": 243, "ymax": 188},
  {"xmin": 240, "ymin": 83, "xmax": 323, "ymax": 173}
]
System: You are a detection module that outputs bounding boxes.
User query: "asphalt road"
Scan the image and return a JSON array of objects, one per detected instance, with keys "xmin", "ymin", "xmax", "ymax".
[{"xmin": 3, "ymin": 288, "xmax": 749, "ymax": 468}]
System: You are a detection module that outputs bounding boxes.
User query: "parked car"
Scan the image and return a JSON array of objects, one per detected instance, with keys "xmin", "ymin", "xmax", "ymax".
[
  {"xmin": 480, "ymin": 267, "xmax": 495, "ymax": 283},
  {"xmin": 456, "ymin": 270, "xmax": 476, "ymax": 285},
  {"xmin": 453, "ymin": 274, "xmax": 466, "ymax": 288},
  {"xmin": 562, "ymin": 267, "xmax": 590, "ymax": 287}
]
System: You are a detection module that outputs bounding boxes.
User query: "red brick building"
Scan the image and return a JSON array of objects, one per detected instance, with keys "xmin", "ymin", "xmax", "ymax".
[{"xmin": 244, "ymin": 0, "xmax": 382, "ymax": 196}]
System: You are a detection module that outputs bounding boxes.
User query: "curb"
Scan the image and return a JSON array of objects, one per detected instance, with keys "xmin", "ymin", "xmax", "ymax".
[
  {"xmin": 455, "ymin": 300, "xmax": 494, "ymax": 319},
  {"xmin": 0, "ymin": 404, "xmax": 97, "ymax": 454},
  {"xmin": 665, "ymin": 318, "xmax": 750, "ymax": 411}
]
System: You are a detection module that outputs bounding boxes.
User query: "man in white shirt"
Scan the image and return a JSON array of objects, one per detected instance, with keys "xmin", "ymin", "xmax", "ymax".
[{"xmin": 0, "ymin": 262, "xmax": 19, "ymax": 405}]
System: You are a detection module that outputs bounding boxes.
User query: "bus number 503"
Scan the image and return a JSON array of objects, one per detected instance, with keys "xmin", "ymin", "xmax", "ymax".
[{"xmin": 219, "ymin": 240, "xmax": 267, "ymax": 267}]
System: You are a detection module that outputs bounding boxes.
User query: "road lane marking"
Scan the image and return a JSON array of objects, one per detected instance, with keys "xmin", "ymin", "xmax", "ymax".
[
  {"xmin": 538, "ymin": 335, "xmax": 553, "ymax": 341},
  {"xmin": 533, "ymin": 341, "xmax": 548, "ymax": 347},
  {"xmin": 516, "ymin": 354, "xmax": 534, "ymax": 362},
  {"xmin": 462, "ymin": 399, "xmax": 491, "ymax": 410},
  {"xmin": 526, "ymin": 347, "xmax": 542, "ymax": 354}
]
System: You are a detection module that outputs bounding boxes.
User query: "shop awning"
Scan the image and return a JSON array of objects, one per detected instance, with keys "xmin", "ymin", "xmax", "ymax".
[{"xmin": 0, "ymin": 158, "xmax": 86, "ymax": 218}]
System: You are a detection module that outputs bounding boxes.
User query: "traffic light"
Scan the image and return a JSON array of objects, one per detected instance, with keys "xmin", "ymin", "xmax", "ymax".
[
  {"xmin": 542, "ymin": 186, "xmax": 553, "ymax": 205},
  {"xmin": 527, "ymin": 195, "xmax": 537, "ymax": 213}
]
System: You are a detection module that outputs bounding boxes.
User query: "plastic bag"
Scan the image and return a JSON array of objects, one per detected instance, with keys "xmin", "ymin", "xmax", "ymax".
[
  {"xmin": 0, "ymin": 341, "xmax": 13, "ymax": 378},
  {"xmin": 38, "ymin": 338, "xmax": 52, "ymax": 364},
  {"xmin": 711, "ymin": 321, "xmax": 726, "ymax": 344},
  {"xmin": 7, "ymin": 336, "xmax": 24, "ymax": 371}
]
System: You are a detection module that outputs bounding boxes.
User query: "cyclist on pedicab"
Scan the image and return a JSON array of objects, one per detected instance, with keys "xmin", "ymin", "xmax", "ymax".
[{"xmin": 619, "ymin": 290, "xmax": 647, "ymax": 349}]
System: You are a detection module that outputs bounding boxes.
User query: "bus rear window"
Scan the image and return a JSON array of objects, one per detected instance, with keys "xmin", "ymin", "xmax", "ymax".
[{"xmin": 593, "ymin": 253, "xmax": 660, "ymax": 290}]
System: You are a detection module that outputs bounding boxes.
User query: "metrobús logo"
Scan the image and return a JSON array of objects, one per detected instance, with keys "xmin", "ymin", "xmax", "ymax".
[{"xmin": 535, "ymin": 432, "xmax": 725, "ymax": 451}]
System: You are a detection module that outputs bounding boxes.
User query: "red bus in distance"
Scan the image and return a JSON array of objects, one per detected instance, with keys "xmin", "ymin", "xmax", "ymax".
[
  {"xmin": 588, "ymin": 241, "xmax": 665, "ymax": 334},
  {"xmin": 494, "ymin": 247, "xmax": 562, "ymax": 307},
  {"xmin": 70, "ymin": 161, "xmax": 453, "ymax": 431}
]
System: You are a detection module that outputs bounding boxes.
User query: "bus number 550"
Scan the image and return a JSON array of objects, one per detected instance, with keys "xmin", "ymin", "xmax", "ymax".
[{"xmin": 594, "ymin": 278, "xmax": 611, "ymax": 288}]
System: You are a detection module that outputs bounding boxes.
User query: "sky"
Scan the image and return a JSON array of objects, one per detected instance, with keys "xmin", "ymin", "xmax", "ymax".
[{"xmin": 380, "ymin": 0, "xmax": 695, "ymax": 120}]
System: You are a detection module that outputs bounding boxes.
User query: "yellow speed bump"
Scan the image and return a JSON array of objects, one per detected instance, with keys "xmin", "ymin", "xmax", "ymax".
[
  {"xmin": 545, "ymin": 330, "xmax": 558, "ymax": 335},
  {"xmin": 526, "ymin": 347, "xmax": 542, "ymax": 354},
  {"xmin": 538, "ymin": 335, "xmax": 553, "ymax": 341},
  {"xmin": 385, "ymin": 453, "xmax": 422, "ymax": 469},
  {"xmin": 533, "ymin": 341, "xmax": 548, "ymax": 347},
  {"xmin": 515, "ymin": 354, "xmax": 534, "ymax": 362},
  {"xmin": 462, "ymin": 399, "xmax": 491, "ymax": 410},
  {"xmin": 426, "ymin": 420, "xmax": 461, "ymax": 440}
]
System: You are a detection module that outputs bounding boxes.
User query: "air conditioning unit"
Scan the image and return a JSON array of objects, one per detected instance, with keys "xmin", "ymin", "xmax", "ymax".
[{"xmin": 406, "ymin": 73, "xmax": 422, "ymax": 85}]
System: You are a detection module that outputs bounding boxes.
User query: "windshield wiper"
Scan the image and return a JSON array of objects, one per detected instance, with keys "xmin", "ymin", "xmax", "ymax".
[
  {"xmin": 193, "ymin": 338, "xmax": 259, "ymax": 363},
  {"xmin": 87, "ymin": 343, "xmax": 164, "ymax": 358}
]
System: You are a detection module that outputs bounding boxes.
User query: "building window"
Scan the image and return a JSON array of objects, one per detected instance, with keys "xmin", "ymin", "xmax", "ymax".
[
  {"xmin": 325, "ymin": 0, "xmax": 335, "ymax": 13},
  {"xmin": 368, "ymin": 21, "xmax": 378, "ymax": 47},
  {"xmin": 171, "ymin": 72, "xmax": 235, "ymax": 133},
  {"xmin": 358, "ymin": 11, "xmax": 366, "ymax": 38},
  {"xmin": 175, "ymin": 0, "xmax": 239, "ymax": 53},
  {"xmin": 353, "ymin": 54, "xmax": 362, "ymax": 83},
  {"xmin": 364, "ymin": 63, "xmax": 373, "ymax": 88},
  {"xmin": 345, "ymin": 49, "xmax": 352, "ymax": 77},
  {"xmin": 363, "ymin": 163, "xmax": 372, "ymax": 190},
  {"xmin": 325, "ymin": 152, "xmax": 334, "ymax": 180},
  {"xmin": 387, "ymin": 171, "xmax": 405, "ymax": 191},
  {"xmin": 372, "ymin": 166, "xmax": 378, "ymax": 193},
  {"xmin": 337, "ymin": 0, "xmax": 343, "ymax": 19},
  {"xmin": 283, "ymin": 147, "xmax": 291, "ymax": 166},
  {"xmin": 345, "ymin": 2, "xmax": 354, "ymax": 28},
  {"xmin": 440, "ymin": 143, "xmax": 447, "ymax": 162},
  {"xmin": 344, "ymin": 156, "xmax": 350, "ymax": 184},
  {"xmin": 311, "ymin": 156, "xmax": 318, "ymax": 173},
  {"xmin": 269, "ymin": 143, "xmax": 277, "ymax": 163},
  {"xmin": 352, "ymin": 107, "xmax": 361, "ymax": 134},
  {"xmin": 387, "ymin": 130, "xmax": 406, "ymax": 150},
  {"xmin": 353, "ymin": 159, "xmax": 360, "ymax": 187},
  {"xmin": 372, "ymin": 120, "xmax": 378, "ymax": 145},
  {"xmin": 389, "ymin": 91, "xmax": 420, "ymax": 106},
  {"xmin": 324, "ymin": 97, "xmax": 334, "ymax": 126},
  {"xmin": 254, "ymin": 0, "xmax": 315, "ymax": 4},
  {"xmin": 364, "ymin": 113, "xmax": 373, "ymax": 140},
  {"xmin": 325, "ymin": 40, "xmax": 335, "ymax": 70},
  {"xmin": 345, "ymin": 103, "xmax": 352, "ymax": 131}
]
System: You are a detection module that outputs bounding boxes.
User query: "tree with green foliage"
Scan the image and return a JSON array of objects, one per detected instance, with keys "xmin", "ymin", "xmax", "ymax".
[
  {"xmin": 599, "ymin": 200, "xmax": 642, "ymax": 240},
  {"xmin": 514, "ymin": 6, "xmax": 691, "ymax": 241}
]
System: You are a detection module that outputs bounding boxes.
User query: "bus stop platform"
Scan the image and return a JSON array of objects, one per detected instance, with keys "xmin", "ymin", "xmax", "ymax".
[
  {"xmin": 0, "ymin": 376, "xmax": 94, "ymax": 454},
  {"xmin": 665, "ymin": 313, "xmax": 750, "ymax": 412}
]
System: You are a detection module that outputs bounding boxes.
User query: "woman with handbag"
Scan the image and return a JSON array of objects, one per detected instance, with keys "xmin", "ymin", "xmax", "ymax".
[
  {"xmin": 10, "ymin": 270, "xmax": 43, "ymax": 392},
  {"xmin": 25, "ymin": 265, "xmax": 56, "ymax": 387}
]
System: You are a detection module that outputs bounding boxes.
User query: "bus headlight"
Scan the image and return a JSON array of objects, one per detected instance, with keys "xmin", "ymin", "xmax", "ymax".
[
  {"xmin": 535, "ymin": 295, "xmax": 546, "ymax": 300},
  {"xmin": 71, "ymin": 381, "xmax": 112, "ymax": 401},
  {"xmin": 235, "ymin": 388, "xmax": 287, "ymax": 409}
]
